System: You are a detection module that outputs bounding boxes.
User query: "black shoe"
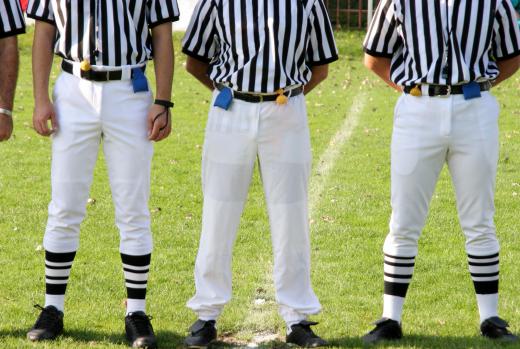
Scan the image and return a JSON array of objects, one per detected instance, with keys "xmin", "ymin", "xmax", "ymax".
[
  {"xmin": 362, "ymin": 318, "xmax": 402, "ymax": 344},
  {"xmin": 27, "ymin": 305, "xmax": 64, "ymax": 341},
  {"xmin": 481, "ymin": 317, "xmax": 519, "ymax": 342},
  {"xmin": 184, "ymin": 320, "xmax": 217, "ymax": 348},
  {"xmin": 286, "ymin": 320, "xmax": 328, "ymax": 348},
  {"xmin": 125, "ymin": 311, "xmax": 158, "ymax": 349}
]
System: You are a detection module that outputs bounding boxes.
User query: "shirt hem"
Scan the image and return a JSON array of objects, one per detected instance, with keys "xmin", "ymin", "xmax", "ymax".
[
  {"xmin": 26, "ymin": 14, "xmax": 56, "ymax": 25},
  {"xmin": 149, "ymin": 15, "xmax": 180, "ymax": 28},
  {"xmin": 0, "ymin": 27, "xmax": 26, "ymax": 38},
  {"xmin": 182, "ymin": 48, "xmax": 212, "ymax": 64},
  {"xmin": 495, "ymin": 50, "xmax": 520, "ymax": 61},
  {"xmin": 308, "ymin": 54, "xmax": 339, "ymax": 66},
  {"xmin": 363, "ymin": 47, "xmax": 393, "ymax": 58}
]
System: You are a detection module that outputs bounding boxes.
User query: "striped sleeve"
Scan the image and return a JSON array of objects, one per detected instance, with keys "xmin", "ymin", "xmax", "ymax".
[
  {"xmin": 181, "ymin": 0, "xmax": 218, "ymax": 63},
  {"xmin": 0, "ymin": 0, "xmax": 26, "ymax": 38},
  {"xmin": 306, "ymin": 0, "xmax": 339, "ymax": 66},
  {"xmin": 26, "ymin": 0, "xmax": 55, "ymax": 24},
  {"xmin": 363, "ymin": 0, "xmax": 401, "ymax": 58},
  {"xmin": 147, "ymin": 0, "xmax": 180, "ymax": 28},
  {"xmin": 492, "ymin": 0, "xmax": 520, "ymax": 60}
]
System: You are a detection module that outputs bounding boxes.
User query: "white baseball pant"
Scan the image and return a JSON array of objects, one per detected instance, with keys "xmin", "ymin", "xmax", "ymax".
[
  {"xmin": 43, "ymin": 70, "xmax": 154, "ymax": 255},
  {"xmin": 384, "ymin": 92, "xmax": 500, "ymax": 257},
  {"xmin": 186, "ymin": 91, "xmax": 322, "ymax": 324}
]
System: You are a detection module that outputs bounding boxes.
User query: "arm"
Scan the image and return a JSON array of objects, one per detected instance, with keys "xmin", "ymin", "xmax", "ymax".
[
  {"xmin": 147, "ymin": 22, "xmax": 174, "ymax": 142},
  {"xmin": 304, "ymin": 64, "xmax": 328, "ymax": 95},
  {"xmin": 364, "ymin": 54, "xmax": 402, "ymax": 92},
  {"xmin": 32, "ymin": 20, "xmax": 57, "ymax": 137},
  {"xmin": 185, "ymin": 56, "xmax": 213, "ymax": 90},
  {"xmin": 492, "ymin": 55, "xmax": 520, "ymax": 86},
  {"xmin": 0, "ymin": 36, "xmax": 19, "ymax": 141}
]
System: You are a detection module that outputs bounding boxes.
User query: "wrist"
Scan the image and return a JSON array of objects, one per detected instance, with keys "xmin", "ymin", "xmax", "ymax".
[
  {"xmin": 0, "ymin": 108, "xmax": 12, "ymax": 117},
  {"xmin": 154, "ymin": 99, "xmax": 174, "ymax": 108}
]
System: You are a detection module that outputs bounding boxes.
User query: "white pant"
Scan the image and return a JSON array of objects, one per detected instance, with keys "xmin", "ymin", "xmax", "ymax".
[
  {"xmin": 186, "ymin": 91, "xmax": 322, "ymax": 323},
  {"xmin": 43, "ymin": 72, "xmax": 154, "ymax": 255},
  {"xmin": 384, "ymin": 92, "xmax": 500, "ymax": 257}
]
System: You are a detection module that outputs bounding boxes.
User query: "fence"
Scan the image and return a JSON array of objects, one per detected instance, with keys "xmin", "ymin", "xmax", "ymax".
[{"xmin": 325, "ymin": 0, "xmax": 380, "ymax": 30}]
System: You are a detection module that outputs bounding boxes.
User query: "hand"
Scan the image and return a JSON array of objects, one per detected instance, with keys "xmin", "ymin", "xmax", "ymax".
[
  {"xmin": 0, "ymin": 113, "xmax": 13, "ymax": 141},
  {"xmin": 33, "ymin": 99, "xmax": 57, "ymax": 136},
  {"xmin": 147, "ymin": 103, "xmax": 172, "ymax": 142}
]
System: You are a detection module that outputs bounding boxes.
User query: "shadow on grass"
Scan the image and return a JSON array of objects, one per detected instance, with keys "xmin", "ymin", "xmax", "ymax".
[
  {"xmin": 329, "ymin": 335, "xmax": 518, "ymax": 348},
  {"xmin": 0, "ymin": 328, "xmax": 184, "ymax": 347}
]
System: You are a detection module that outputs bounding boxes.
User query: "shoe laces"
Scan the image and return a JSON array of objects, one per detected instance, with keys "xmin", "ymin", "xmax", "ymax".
[
  {"xmin": 33, "ymin": 304, "xmax": 61, "ymax": 329},
  {"xmin": 128, "ymin": 313, "xmax": 154, "ymax": 336}
]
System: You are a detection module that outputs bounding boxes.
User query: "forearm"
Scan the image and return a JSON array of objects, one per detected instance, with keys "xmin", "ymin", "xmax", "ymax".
[
  {"xmin": 364, "ymin": 54, "xmax": 401, "ymax": 92},
  {"xmin": 151, "ymin": 23, "xmax": 174, "ymax": 100},
  {"xmin": 304, "ymin": 64, "xmax": 329, "ymax": 95},
  {"xmin": 492, "ymin": 55, "xmax": 520, "ymax": 86},
  {"xmin": 33, "ymin": 21, "xmax": 56, "ymax": 104},
  {"xmin": 186, "ymin": 56, "xmax": 213, "ymax": 90},
  {"xmin": 0, "ymin": 36, "xmax": 19, "ymax": 111}
]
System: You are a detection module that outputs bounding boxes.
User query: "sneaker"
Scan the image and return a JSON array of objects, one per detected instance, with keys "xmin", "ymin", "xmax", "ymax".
[
  {"xmin": 27, "ymin": 305, "xmax": 64, "ymax": 341},
  {"xmin": 286, "ymin": 320, "xmax": 328, "ymax": 348},
  {"xmin": 481, "ymin": 317, "xmax": 519, "ymax": 342},
  {"xmin": 184, "ymin": 319, "xmax": 217, "ymax": 348},
  {"xmin": 362, "ymin": 318, "xmax": 402, "ymax": 344},
  {"xmin": 125, "ymin": 311, "xmax": 158, "ymax": 349}
]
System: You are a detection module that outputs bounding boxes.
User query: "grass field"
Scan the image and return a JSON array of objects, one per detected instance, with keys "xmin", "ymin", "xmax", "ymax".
[{"xmin": 0, "ymin": 29, "xmax": 520, "ymax": 349}]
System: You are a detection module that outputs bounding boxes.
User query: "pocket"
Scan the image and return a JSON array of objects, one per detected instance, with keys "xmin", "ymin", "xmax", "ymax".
[
  {"xmin": 476, "ymin": 93, "xmax": 499, "ymax": 167},
  {"xmin": 52, "ymin": 73, "xmax": 74, "ymax": 103},
  {"xmin": 391, "ymin": 112, "xmax": 419, "ymax": 176},
  {"xmin": 393, "ymin": 94, "xmax": 406, "ymax": 121}
]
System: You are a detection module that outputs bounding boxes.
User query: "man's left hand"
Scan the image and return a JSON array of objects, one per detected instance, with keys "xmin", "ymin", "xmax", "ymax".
[{"xmin": 147, "ymin": 103, "xmax": 172, "ymax": 142}]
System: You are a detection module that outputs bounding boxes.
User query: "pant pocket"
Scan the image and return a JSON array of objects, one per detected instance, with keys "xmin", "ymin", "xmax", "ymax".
[{"xmin": 391, "ymin": 119, "xmax": 419, "ymax": 176}]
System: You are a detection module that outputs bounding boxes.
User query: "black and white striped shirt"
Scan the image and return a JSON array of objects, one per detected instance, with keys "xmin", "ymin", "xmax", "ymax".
[
  {"xmin": 0, "ymin": 0, "xmax": 25, "ymax": 38},
  {"xmin": 27, "ymin": 0, "xmax": 180, "ymax": 67},
  {"xmin": 364, "ymin": 0, "xmax": 520, "ymax": 86},
  {"xmin": 182, "ymin": 0, "xmax": 338, "ymax": 93}
]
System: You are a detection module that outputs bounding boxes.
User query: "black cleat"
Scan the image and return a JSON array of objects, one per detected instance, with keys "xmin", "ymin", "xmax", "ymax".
[
  {"xmin": 481, "ymin": 317, "xmax": 518, "ymax": 342},
  {"xmin": 125, "ymin": 311, "xmax": 158, "ymax": 348},
  {"xmin": 184, "ymin": 319, "xmax": 217, "ymax": 348},
  {"xmin": 362, "ymin": 318, "xmax": 402, "ymax": 344},
  {"xmin": 286, "ymin": 320, "xmax": 328, "ymax": 348},
  {"xmin": 27, "ymin": 305, "xmax": 64, "ymax": 341}
]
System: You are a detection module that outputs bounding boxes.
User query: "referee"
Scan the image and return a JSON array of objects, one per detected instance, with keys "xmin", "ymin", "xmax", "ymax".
[
  {"xmin": 25, "ymin": 1, "xmax": 178, "ymax": 347},
  {"xmin": 182, "ymin": 0, "xmax": 338, "ymax": 347},
  {"xmin": 363, "ymin": 0, "xmax": 520, "ymax": 344},
  {"xmin": 0, "ymin": 0, "xmax": 25, "ymax": 141}
]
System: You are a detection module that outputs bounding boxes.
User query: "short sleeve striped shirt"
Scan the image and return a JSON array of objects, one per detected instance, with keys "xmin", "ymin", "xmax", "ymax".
[
  {"xmin": 0, "ymin": 0, "xmax": 26, "ymax": 38},
  {"xmin": 182, "ymin": 0, "xmax": 339, "ymax": 93},
  {"xmin": 26, "ymin": 0, "xmax": 180, "ymax": 67},
  {"xmin": 363, "ymin": 0, "xmax": 520, "ymax": 86}
]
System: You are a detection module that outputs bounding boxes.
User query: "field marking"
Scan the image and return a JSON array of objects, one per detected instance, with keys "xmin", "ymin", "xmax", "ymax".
[{"xmin": 237, "ymin": 93, "xmax": 368, "ymax": 346}]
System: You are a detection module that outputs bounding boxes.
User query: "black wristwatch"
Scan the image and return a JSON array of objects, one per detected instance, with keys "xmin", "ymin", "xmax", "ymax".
[{"xmin": 154, "ymin": 99, "xmax": 174, "ymax": 109}]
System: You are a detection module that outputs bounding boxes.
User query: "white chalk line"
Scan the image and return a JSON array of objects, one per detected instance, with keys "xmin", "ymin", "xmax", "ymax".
[{"xmin": 234, "ymin": 93, "xmax": 368, "ymax": 347}]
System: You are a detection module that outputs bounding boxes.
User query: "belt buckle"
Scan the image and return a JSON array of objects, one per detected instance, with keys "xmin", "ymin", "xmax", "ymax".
[
  {"xmin": 258, "ymin": 94, "xmax": 263, "ymax": 102},
  {"xmin": 104, "ymin": 71, "xmax": 110, "ymax": 81},
  {"xmin": 440, "ymin": 85, "xmax": 451, "ymax": 97}
]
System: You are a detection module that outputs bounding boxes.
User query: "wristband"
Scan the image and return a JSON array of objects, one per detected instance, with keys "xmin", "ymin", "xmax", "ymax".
[
  {"xmin": 154, "ymin": 99, "xmax": 174, "ymax": 109},
  {"xmin": 0, "ymin": 108, "xmax": 13, "ymax": 117}
]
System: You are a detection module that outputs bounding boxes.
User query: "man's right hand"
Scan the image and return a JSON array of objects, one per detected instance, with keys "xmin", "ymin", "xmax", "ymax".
[
  {"xmin": 33, "ymin": 99, "xmax": 58, "ymax": 136},
  {"xmin": 0, "ymin": 113, "xmax": 13, "ymax": 141}
]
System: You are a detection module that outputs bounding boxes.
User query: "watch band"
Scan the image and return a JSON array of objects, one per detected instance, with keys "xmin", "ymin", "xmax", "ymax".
[
  {"xmin": 154, "ymin": 99, "xmax": 174, "ymax": 108},
  {"xmin": 0, "ymin": 108, "xmax": 13, "ymax": 117}
]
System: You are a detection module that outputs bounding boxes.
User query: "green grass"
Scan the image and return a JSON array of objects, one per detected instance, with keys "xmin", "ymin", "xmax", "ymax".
[{"xmin": 0, "ymin": 28, "xmax": 520, "ymax": 348}]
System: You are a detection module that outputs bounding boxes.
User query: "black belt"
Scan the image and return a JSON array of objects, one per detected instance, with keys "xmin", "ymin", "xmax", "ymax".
[
  {"xmin": 403, "ymin": 81, "xmax": 491, "ymax": 97},
  {"xmin": 215, "ymin": 83, "xmax": 303, "ymax": 103},
  {"xmin": 61, "ymin": 61, "xmax": 145, "ymax": 82}
]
